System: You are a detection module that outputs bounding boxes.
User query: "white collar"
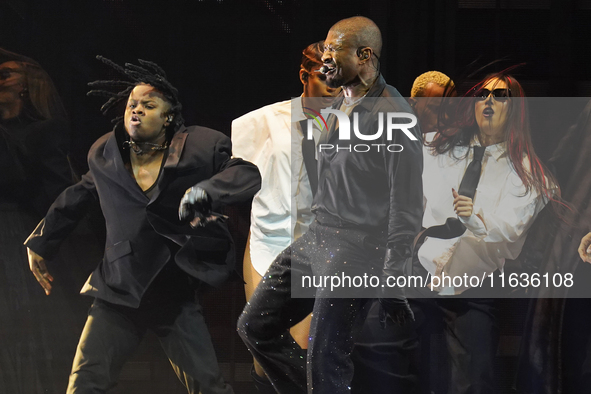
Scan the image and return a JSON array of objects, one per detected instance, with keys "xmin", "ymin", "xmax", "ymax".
[
  {"xmin": 291, "ymin": 95, "xmax": 307, "ymax": 123},
  {"xmin": 470, "ymin": 138, "xmax": 507, "ymax": 162}
]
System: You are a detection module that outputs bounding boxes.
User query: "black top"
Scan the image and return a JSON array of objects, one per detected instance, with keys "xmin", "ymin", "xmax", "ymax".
[
  {"xmin": 0, "ymin": 115, "xmax": 72, "ymax": 215},
  {"xmin": 313, "ymin": 75, "xmax": 424, "ymax": 246}
]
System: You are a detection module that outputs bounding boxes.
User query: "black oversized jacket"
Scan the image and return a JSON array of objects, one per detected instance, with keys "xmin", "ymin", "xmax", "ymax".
[{"xmin": 25, "ymin": 124, "xmax": 261, "ymax": 308}]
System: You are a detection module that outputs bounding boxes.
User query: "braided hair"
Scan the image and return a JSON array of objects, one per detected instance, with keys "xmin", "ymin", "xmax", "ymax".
[{"xmin": 87, "ymin": 56, "xmax": 184, "ymax": 138}]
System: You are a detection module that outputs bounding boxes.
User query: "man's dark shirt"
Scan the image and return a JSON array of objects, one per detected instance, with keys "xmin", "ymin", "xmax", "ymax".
[{"xmin": 313, "ymin": 75, "xmax": 423, "ymax": 246}]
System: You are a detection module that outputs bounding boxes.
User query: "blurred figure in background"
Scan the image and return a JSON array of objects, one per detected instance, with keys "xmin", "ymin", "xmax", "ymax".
[
  {"xmin": 0, "ymin": 48, "xmax": 71, "ymax": 213},
  {"xmin": 0, "ymin": 48, "xmax": 73, "ymax": 393},
  {"xmin": 517, "ymin": 98, "xmax": 591, "ymax": 394}
]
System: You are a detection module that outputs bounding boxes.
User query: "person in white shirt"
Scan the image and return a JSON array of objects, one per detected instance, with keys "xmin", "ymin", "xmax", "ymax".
[
  {"xmin": 420, "ymin": 75, "xmax": 554, "ymax": 293},
  {"xmin": 409, "ymin": 73, "xmax": 557, "ymax": 394},
  {"xmin": 231, "ymin": 40, "xmax": 339, "ymax": 392},
  {"xmin": 355, "ymin": 73, "xmax": 559, "ymax": 394}
]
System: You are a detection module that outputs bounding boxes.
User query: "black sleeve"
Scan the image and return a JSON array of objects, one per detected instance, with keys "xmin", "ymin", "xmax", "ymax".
[
  {"xmin": 195, "ymin": 133, "xmax": 261, "ymax": 208},
  {"xmin": 24, "ymin": 171, "xmax": 98, "ymax": 260}
]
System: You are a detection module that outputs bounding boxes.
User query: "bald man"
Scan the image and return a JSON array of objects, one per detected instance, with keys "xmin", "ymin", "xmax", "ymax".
[{"xmin": 238, "ymin": 16, "xmax": 423, "ymax": 394}]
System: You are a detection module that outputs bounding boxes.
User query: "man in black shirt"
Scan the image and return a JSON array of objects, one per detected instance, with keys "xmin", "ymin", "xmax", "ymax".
[{"xmin": 237, "ymin": 16, "xmax": 423, "ymax": 393}]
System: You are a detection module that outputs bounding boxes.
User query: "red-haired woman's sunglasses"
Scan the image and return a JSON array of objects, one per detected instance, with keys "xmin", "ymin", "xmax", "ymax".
[{"xmin": 474, "ymin": 88, "xmax": 512, "ymax": 102}]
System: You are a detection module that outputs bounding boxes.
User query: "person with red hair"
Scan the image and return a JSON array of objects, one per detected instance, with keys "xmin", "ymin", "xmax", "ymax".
[
  {"xmin": 407, "ymin": 73, "xmax": 557, "ymax": 393},
  {"xmin": 353, "ymin": 73, "xmax": 559, "ymax": 394}
]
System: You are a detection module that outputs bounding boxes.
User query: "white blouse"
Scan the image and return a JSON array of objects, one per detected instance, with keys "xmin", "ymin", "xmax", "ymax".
[
  {"xmin": 419, "ymin": 141, "xmax": 548, "ymax": 294},
  {"xmin": 231, "ymin": 97, "xmax": 319, "ymax": 276}
]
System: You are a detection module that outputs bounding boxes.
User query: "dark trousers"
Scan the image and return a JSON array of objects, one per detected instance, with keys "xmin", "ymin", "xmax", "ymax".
[
  {"xmin": 352, "ymin": 263, "xmax": 499, "ymax": 394},
  {"xmin": 66, "ymin": 266, "xmax": 232, "ymax": 394},
  {"xmin": 351, "ymin": 298, "xmax": 432, "ymax": 394},
  {"xmin": 237, "ymin": 219, "xmax": 381, "ymax": 393},
  {"xmin": 562, "ymin": 261, "xmax": 591, "ymax": 393}
]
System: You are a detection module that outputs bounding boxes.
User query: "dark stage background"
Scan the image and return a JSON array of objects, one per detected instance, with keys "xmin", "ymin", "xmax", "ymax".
[{"xmin": 2, "ymin": 0, "xmax": 591, "ymax": 393}]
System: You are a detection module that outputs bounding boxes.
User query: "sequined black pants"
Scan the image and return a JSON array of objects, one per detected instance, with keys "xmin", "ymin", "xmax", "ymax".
[{"xmin": 238, "ymin": 218, "xmax": 382, "ymax": 393}]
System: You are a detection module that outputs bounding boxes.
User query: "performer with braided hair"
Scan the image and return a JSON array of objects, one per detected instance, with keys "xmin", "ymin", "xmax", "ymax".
[{"xmin": 24, "ymin": 56, "xmax": 261, "ymax": 394}]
